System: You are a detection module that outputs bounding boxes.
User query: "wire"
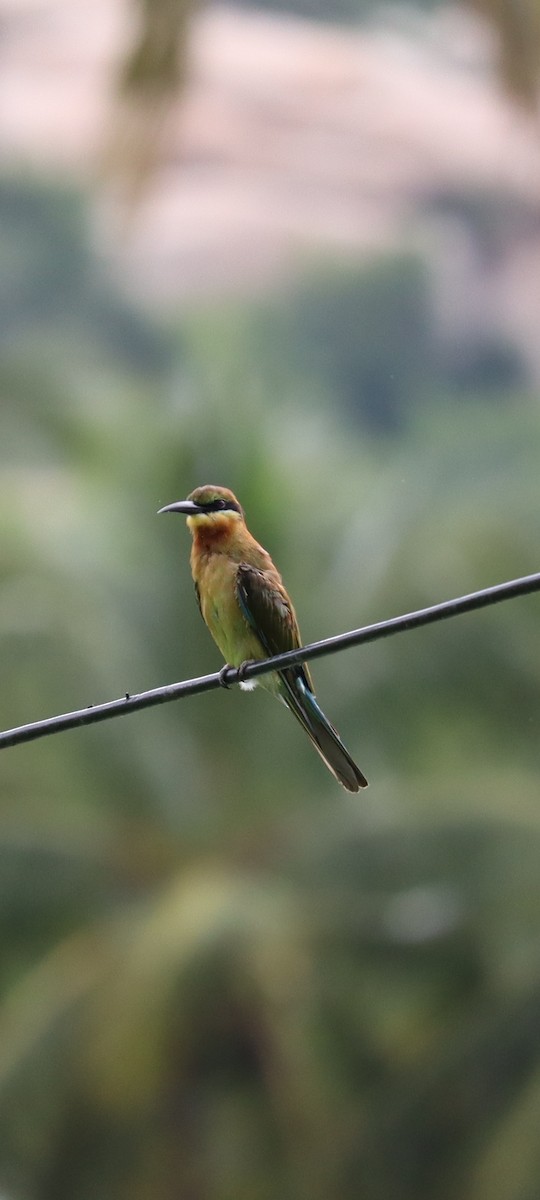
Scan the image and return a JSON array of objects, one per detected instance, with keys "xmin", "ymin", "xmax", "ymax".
[{"xmin": 1, "ymin": 569, "xmax": 539, "ymax": 751}]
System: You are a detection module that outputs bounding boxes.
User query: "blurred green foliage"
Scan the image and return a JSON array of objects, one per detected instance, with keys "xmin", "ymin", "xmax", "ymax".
[
  {"xmin": 1, "ymin": 180, "xmax": 540, "ymax": 1199},
  {"xmin": 236, "ymin": 253, "xmax": 527, "ymax": 434}
]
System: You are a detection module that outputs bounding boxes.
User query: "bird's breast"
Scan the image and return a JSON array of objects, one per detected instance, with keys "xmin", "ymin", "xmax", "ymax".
[{"xmin": 191, "ymin": 549, "xmax": 263, "ymax": 668}]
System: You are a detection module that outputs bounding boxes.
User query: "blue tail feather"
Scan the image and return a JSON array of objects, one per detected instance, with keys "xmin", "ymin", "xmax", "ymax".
[{"xmin": 279, "ymin": 672, "xmax": 368, "ymax": 792}]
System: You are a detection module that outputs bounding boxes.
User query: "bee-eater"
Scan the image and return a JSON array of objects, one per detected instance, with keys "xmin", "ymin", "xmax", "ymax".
[{"xmin": 159, "ymin": 485, "xmax": 368, "ymax": 791}]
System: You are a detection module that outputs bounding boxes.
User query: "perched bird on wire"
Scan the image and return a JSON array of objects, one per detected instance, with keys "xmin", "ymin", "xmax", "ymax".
[{"xmin": 159, "ymin": 485, "xmax": 368, "ymax": 791}]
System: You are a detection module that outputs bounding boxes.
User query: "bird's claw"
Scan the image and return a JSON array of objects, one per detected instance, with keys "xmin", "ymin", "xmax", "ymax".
[
  {"xmin": 218, "ymin": 660, "xmax": 255, "ymax": 688},
  {"xmin": 218, "ymin": 664, "xmax": 234, "ymax": 689}
]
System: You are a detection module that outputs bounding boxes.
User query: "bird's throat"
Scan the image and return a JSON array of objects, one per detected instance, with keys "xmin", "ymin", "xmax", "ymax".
[{"xmin": 190, "ymin": 522, "xmax": 232, "ymax": 554}]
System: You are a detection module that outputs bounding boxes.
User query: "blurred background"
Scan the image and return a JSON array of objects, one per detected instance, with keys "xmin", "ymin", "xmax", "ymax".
[{"xmin": 2, "ymin": 0, "xmax": 540, "ymax": 1197}]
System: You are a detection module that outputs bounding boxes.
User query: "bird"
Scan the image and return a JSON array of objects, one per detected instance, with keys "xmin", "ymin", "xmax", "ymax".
[{"xmin": 158, "ymin": 485, "xmax": 368, "ymax": 792}]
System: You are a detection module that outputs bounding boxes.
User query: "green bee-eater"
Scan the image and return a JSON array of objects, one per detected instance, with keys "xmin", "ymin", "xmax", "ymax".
[{"xmin": 159, "ymin": 485, "xmax": 368, "ymax": 791}]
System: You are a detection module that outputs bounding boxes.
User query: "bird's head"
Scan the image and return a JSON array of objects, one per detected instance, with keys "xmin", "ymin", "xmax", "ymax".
[{"xmin": 158, "ymin": 485, "xmax": 245, "ymax": 535}]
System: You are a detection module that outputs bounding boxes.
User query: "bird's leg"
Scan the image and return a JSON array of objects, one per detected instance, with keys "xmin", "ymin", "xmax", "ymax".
[{"xmin": 237, "ymin": 659, "xmax": 256, "ymax": 682}]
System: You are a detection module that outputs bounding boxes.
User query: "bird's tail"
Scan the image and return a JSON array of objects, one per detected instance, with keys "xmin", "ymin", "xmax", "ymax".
[{"xmin": 280, "ymin": 671, "xmax": 368, "ymax": 792}]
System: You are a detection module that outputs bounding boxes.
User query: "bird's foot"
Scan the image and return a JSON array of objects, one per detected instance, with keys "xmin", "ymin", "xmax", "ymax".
[
  {"xmin": 218, "ymin": 660, "xmax": 256, "ymax": 688},
  {"xmin": 218, "ymin": 664, "xmax": 235, "ymax": 689}
]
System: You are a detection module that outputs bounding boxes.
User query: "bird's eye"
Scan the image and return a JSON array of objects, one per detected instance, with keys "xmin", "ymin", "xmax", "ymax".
[{"xmin": 203, "ymin": 497, "xmax": 238, "ymax": 513}]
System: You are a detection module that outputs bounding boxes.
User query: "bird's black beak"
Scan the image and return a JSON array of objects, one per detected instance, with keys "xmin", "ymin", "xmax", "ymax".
[{"xmin": 157, "ymin": 500, "xmax": 205, "ymax": 516}]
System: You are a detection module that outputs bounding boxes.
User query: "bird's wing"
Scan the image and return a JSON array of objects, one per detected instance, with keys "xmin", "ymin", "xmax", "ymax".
[
  {"xmin": 237, "ymin": 564, "xmax": 367, "ymax": 792},
  {"xmin": 235, "ymin": 564, "xmax": 313, "ymax": 690},
  {"xmin": 194, "ymin": 581, "xmax": 202, "ymax": 617}
]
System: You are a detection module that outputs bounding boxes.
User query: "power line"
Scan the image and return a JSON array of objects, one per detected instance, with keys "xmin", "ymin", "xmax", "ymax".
[{"xmin": 1, "ymin": 569, "xmax": 539, "ymax": 751}]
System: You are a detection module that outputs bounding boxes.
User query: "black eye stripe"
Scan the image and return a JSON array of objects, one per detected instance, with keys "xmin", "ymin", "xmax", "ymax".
[{"xmin": 202, "ymin": 499, "xmax": 240, "ymax": 513}]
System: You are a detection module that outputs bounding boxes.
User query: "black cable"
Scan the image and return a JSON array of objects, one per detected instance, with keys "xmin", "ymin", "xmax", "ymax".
[{"xmin": 1, "ymin": 569, "xmax": 539, "ymax": 750}]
